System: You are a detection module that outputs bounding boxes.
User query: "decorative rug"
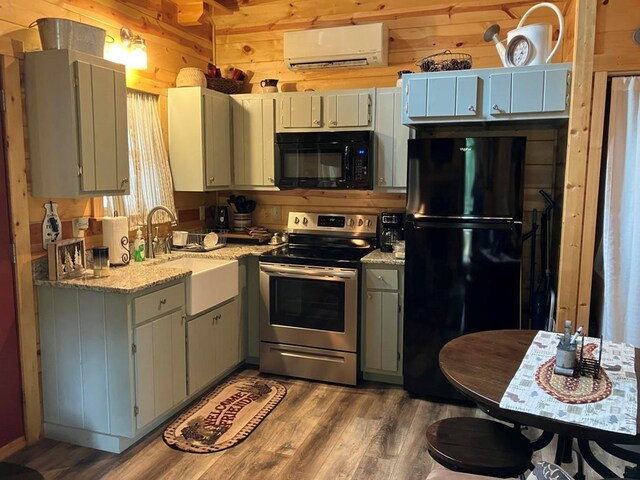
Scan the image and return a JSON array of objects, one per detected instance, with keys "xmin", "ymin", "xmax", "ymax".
[
  {"xmin": 534, "ymin": 343, "xmax": 612, "ymax": 404},
  {"xmin": 163, "ymin": 377, "xmax": 286, "ymax": 453}
]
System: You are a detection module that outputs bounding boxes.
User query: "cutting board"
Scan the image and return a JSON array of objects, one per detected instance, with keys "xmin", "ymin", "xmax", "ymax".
[{"xmin": 226, "ymin": 232, "xmax": 271, "ymax": 245}]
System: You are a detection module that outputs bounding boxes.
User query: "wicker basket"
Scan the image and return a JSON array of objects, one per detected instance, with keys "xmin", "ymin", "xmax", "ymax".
[
  {"xmin": 417, "ymin": 50, "xmax": 473, "ymax": 72},
  {"xmin": 206, "ymin": 76, "xmax": 244, "ymax": 94}
]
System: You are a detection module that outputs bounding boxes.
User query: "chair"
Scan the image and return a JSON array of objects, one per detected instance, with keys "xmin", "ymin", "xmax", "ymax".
[{"xmin": 426, "ymin": 417, "xmax": 534, "ymax": 478}]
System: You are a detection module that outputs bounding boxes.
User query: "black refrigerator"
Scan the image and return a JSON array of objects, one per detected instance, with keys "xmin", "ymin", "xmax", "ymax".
[{"xmin": 403, "ymin": 136, "xmax": 526, "ymax": 401}]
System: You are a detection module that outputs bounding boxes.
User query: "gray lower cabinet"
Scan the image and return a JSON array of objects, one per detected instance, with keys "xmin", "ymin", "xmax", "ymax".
[
  {"xmin": 134, "ymin": 310, "xmax": 186, "ymax": 430},
  {"xmin": 187, "ymin": 298, "xmax": 240, "ymax": 395},
  {"xmin": 361, "ymin": 264, "xmax": 404, "ymax": 383},
  {"xmin": 37, "ymin": 280, "xmax": 243, "ymax": 453}
]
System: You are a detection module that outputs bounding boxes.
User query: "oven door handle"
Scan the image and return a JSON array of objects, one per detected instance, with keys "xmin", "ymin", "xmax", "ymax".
[{"xmin": 260, "ymin": 264, "xmax": 356, "ymax": 280}]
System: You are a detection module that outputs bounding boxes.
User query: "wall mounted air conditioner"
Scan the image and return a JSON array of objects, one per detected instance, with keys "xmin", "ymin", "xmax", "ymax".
[{"xmin": 284, "ymin": 23, "xmax": 388, "ymax": 70}]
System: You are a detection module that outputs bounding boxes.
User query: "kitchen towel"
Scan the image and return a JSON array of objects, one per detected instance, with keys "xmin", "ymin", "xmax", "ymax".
[{"xmin": 102, "ymin": 216, "xmax": 130, "ymax": 265}]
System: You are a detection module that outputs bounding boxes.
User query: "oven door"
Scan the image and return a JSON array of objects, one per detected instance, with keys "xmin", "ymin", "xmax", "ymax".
[{"xmin": 259, "ymin": 262, "xmax": 358, "ymax": 352}]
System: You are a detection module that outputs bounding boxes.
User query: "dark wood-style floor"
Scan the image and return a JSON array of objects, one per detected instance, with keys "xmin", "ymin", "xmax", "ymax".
[{"xmin": 5, "ymin": 368, "xmax": 631, "ymax": 479}]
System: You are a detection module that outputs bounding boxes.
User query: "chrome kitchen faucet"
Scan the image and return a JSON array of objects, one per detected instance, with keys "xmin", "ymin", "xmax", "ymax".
[{"xmin": 146, "ymin": 205, "xmax": 178, "ymax": 258}]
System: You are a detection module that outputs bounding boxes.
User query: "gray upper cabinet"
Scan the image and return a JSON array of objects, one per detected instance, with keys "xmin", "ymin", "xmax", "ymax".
[
  {"xmin": 277, "ymin": 89, "xmax": 374, "ymax": 132},
  {"xmin": 406, "ymin": 76, "xmax": 479, "ymax": 119},
  {"xmin": 325, "ymin": 92, "xmax": 371, "ymax": 127},
  {"xmin": 231, "ymin": 94, "xmax": 277, "ymax": 189},
  {"xmin": 25, "ymin": 49, "xmax": 129, "ymax": 198},
  {"xmin": 168, "ymin": 87, "xmax": 231, "ymax": 191},
  {"xmin": 279, "ymin": 94, "xmax": 322, "ymax": 129},
  {"xmin": 374, "ymin": 87, "xmax": 410, "ymax": 190},
  {"xmin": 403, "ymin": 63, "xmax": 571, "ymax": 125}
]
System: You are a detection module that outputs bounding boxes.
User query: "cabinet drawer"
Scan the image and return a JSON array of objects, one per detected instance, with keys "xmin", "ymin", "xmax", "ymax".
[
  {"xmin": 134, "ymin": 283, "xmax": 184, "ymax": 325},
  {"xmin": 366, "ymin": 269, "xmax": 398, "ymax": 290}
]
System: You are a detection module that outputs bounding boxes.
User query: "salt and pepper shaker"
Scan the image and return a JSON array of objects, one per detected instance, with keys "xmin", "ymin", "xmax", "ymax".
[{"xmin": 555, "ymin": 320, "xmax": 579, "ymax": 376}]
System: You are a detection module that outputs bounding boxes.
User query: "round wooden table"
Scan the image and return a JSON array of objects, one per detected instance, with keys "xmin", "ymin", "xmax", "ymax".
[{"xmin": 439, "ymin": 330, "xmax": 640, "ymax": 477}]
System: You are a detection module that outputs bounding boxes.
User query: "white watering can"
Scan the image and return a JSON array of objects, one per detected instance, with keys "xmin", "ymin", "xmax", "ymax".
[{"xmin": 484, "ymin": 2, "xmax": 564, "ymax": 67}]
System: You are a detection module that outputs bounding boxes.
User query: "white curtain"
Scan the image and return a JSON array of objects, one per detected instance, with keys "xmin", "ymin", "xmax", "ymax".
[
  {"xmin": 105, "ymin": 90, "xmax": 176, "ymax": 228},
  {"xmin": 601, "ymin": 77, "xmax": 640, "ymax": 344}
]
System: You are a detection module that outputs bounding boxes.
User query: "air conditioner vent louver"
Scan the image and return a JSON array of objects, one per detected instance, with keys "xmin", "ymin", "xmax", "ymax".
[{"xmin": 284, "ymin": 23, "xmax": 388, "ymax": 71}]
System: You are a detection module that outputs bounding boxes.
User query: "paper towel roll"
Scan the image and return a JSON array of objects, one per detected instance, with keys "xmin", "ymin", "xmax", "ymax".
[{"xmin": 103, "ymin": 216, "xmax": 130, "ymax": 265}]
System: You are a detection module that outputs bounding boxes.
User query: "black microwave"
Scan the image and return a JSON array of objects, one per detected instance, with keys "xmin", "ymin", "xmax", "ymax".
[{"xmin": 275, "ymin": 131, "xmax": 372, "ymax": 190}]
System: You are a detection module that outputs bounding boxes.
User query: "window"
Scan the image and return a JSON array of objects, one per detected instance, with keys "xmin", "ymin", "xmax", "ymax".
[{"xmin": 104, "ymin": 90, "xmax": 176, "ymax": 227}]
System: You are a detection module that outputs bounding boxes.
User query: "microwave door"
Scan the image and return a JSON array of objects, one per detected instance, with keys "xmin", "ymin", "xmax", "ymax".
[{"xmin": 279, "ymin": 143, "xmax": 345, "ymax": 189}]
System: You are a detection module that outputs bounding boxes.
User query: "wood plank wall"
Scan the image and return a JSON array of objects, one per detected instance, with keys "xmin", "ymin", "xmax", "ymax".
[
  {"xmin": 0, "ymin": 0, "xmax": 213, "ymax": 257},
  {"xmin": 214, "ymin": 0, "xmax": 571, "ymax": 92},
  {"xmin": 559, "ymin": 0, "xmax": 640, "ymax": 333}
]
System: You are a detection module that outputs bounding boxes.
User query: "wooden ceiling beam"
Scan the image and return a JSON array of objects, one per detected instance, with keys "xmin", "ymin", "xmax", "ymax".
[
  {"xmin": 203, "ymin": 0, "xmax": 233, "ymax": 15},
  {"xmin": 173, "ymin": 0, "xmax": 206, "ymax": 26}
]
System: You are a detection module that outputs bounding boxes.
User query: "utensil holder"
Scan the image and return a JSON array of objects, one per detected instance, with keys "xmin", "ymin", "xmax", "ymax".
[{"xmin": 233, "ymin": 213, "xmax": 252, "ymax": 232}]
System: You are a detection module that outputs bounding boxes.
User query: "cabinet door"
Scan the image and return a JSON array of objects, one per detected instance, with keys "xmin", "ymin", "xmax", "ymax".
[
  {"xmin": 455, "ymin": 76, "xmax": 479, "ymax": 116},
  {"xmin": 326, "ymin": 93, "xmax": 370, "ymax": 127},
  {"xmin": 75, "ymin": 61, "xmax": 129, "ymax": 194},
  {"xmin": 233, "ymin": 97, "xmax": 276, "ymax": 187},
  {"xmin": 215, "ymin": 299, "xmax": 240, "ymax": 376},
  {"xmin": 375, "ymin": 89, "xmax": 409, "ymax": 188},
  {"xmin": 204, "ymin": 94, "xmax": 231, "ymax": 188},
  {"xmin": 543, "ymin": 69, "xmax": 569, "ymax": 112},
  {"xmin": 511, "ymin": 71, "xmax": 544, "ymax": 113},
  {"xmin": 426, "ymin": 76, "xmax": 456, "ymax": 117},
  {"xmin": 407, "ymin": 77, "xmax": 428, "ymax": 118},
  {"xmin": 364, "ymin": 291, "xmax": 400, "ymax": 373},
  {"xmin": 489, "ymin": 73, "xmax": 512, "ymax": 114},
  {"xmin": 134, "ymin": 311, "xmax": 186, "ymax": 430},
  {"xmin": 280, "ymin": 95, "xmax": 322, "ymax": 128},
  {"xmin": 187, "ymin": 310, "xmax": 216, "ymax": 395}
]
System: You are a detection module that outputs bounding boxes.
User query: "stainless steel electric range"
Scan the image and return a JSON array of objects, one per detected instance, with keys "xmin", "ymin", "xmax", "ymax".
[{"xmin": 258, "ymin": 211, "xmax": 378, "ymax": 385}]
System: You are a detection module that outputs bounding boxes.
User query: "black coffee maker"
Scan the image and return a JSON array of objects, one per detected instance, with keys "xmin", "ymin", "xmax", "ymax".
[
  {"xmin": 214, "ymin": 206, "xmax": 229, "ymax": 229},
  {"xmin": 379, "ymin": 212, "xmax": 404, "ymax": 252}
]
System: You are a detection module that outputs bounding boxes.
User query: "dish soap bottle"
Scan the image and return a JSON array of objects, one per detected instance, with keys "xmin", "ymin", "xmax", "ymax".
[{"xmin": 133, "ymin": 226, "xmax": 146, "ymax": 262}]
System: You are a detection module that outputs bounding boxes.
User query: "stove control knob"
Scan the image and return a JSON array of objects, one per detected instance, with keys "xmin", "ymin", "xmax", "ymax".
[
  {"xmin": 294, "ymin": 217, "xmax": 300, "ymax": 224},
  {"xmin": 358, "ymin": 218, "xmax": 364, "ymax": 227},
  {"xmin": 366, "ymin": 219, "xmax": 372, "ymax": 227},
  {"xmin": 348, "ymin": 218, "xmax": 355, "ymax": 227},
  {"xmin": 302, "ymin": 217, "xmax": 308, "ymax": 225}
]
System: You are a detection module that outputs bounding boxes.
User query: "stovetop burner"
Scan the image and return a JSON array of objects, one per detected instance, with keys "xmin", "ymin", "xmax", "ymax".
[{"xmin": 260, "ymin": 212, "xmax": 378, "ymax": 268}]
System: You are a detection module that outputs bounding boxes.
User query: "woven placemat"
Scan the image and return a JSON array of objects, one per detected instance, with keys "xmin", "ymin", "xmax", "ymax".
[{"xmin": 535, "ymin": 343, "xmax": 612, "ymax": 404}]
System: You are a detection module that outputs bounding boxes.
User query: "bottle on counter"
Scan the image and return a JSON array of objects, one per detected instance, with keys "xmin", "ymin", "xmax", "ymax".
[{"xmin": 133, "ymin": 226, "xmax": 146, "ymax": 262}]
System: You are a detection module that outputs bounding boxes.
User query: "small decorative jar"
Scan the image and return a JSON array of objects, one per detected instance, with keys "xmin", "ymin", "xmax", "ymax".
[{"xmin": 176, "ymin": 67, "xmax": 207, "ymax": 87}]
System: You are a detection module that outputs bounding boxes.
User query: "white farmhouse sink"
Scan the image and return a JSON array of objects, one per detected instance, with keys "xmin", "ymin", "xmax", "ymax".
[{"xmin": 160, "ymin": 257, "xmax": 238, "ymax": 316}]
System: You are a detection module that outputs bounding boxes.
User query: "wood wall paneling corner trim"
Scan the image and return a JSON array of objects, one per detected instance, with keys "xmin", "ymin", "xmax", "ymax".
[
  {"xmin": 2, "ymin": 50, "xmax": 43, "ymax": 444},
  {"xmin": 555, "ymin": 0, "xmax": 597, "ymax": 332}
]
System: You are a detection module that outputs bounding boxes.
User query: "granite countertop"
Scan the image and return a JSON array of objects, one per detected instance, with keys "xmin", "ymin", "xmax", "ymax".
[
  {"xmin": 34, "ymin": 243, "xmax": 278, "ymax": 294},
  {"xmin": 361, "ymin": 249, "xmax": 405, "ymax": 266}
]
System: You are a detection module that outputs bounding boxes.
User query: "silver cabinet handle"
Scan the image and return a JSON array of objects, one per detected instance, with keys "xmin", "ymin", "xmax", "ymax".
[
  {"xmin": 208, "ymin": 177, "xmax": 215, "ymax": 183},
  {"xmin": 313, "ymin": 119, "xmax": 321, "ymax": 126},
  {"xmin": 267, "ymin": 176, "xmax": 274, "ymax": 183},
  {"xmin": 468, "ymin": 105, "xmax": 475, "ymax": 112},
  {"xmin": 159, "ymin": 298, "xmax": 167, "ymax": 306},
  {"xmin": 329, "ymin": 120, "xmax": 337, "ymax": 126},
  {"xmin": 492, "ymin": 104, "xmax": 500, "ymax": 111},
  {"xmin": 121, "ymin": 178, "xmax": 129, "ymax": 187}
]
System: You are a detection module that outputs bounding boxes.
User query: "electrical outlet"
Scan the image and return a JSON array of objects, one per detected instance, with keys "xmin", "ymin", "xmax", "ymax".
[
  {"xmin": 272, "ymin": 206, "xmax": 282, "ymax": 221},
  {"xmin": 72, "ymin": 217, "xmax": 90, "ymax": 237}
]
